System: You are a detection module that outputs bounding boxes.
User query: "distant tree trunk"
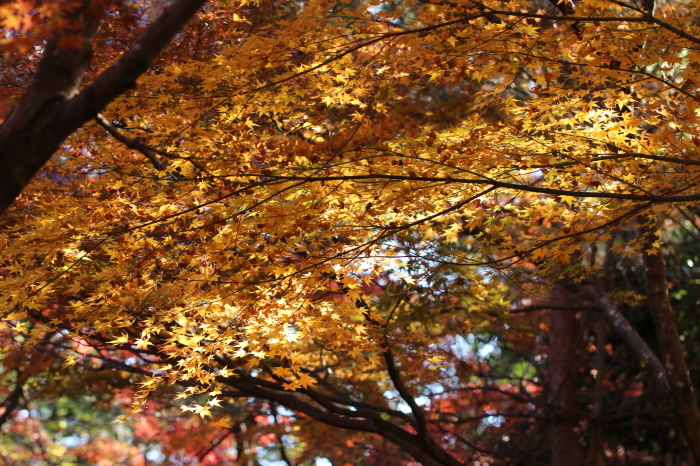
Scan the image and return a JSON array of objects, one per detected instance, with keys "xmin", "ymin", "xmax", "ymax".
[
  {"xmin": 235, "ymin": 421, "xmax": 260, "ymax": 466},
  {"xmin": 585, "ymin": 313, "xmax": 606, "ymax": 466},
  {"xmin": 548, "ymin": 286, "xmax": 583, "ymax": 466},
  {"xmin": 642, "ymin": 225, "xmax": 700, "ymax": 463}
]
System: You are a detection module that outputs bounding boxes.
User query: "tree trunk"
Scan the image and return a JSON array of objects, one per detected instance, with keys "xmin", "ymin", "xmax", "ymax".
[
  {"xmin": 0, "ymin": 0, "xmax": 208, "ymax": 214},
  {"xmin": 548, "ymin": 286, "xmax": 583, "ymax": 466},
  {"xmin": 642, "ymin": 225, "xmax": 700, "ymax": 463},
  {"xmin": 585, "ymin": 313, "xmax": 606, "ymax": 466}
]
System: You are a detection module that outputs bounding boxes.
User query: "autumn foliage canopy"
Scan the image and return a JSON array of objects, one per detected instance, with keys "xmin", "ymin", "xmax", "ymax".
[{"xmin": 2, "ymin": 0, "xmax": 700, "ymax": 464}]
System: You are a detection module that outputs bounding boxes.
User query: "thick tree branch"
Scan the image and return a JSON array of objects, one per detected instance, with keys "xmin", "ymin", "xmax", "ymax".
[
  {"xmin": 384, "ymin": 348, "xmax": 428, "ymax": 438},
  {"xmin": 220, "ymin": 377, "xmax": 448, "ymax": 466},
  {"xmin": 572, "ymin": 284, "xmax": 670, "ymax": 392},
  {"xmin": 382, "ymin": 349, "xmax": 464, "ymax": 466},
  {"xmin": 29, "ymin": 308, "xmax": 461, "ymax": 466},
  {"xmin": 312, "ymin": 375, "xmax": 413, "ymax": 422},
  {"xmin": 0, "ymin": 372, "xmax": 24, "ymax": 429},
  {"xmin": 0, "ymin": 0, "xmax": 208, "ymax": 214},
  {"xmin": 0, "ymin": 0, "xmax": 99, "ymax": 212}
]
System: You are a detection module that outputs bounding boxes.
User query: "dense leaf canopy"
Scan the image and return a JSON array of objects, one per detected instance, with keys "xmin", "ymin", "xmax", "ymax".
[{"xmin": 2, "ymin": 0, "xmax": 700, "ymax": 464}]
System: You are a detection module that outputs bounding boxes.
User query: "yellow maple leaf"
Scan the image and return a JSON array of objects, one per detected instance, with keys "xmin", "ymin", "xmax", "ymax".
[
  {"xmin": 63, "ymin": 356, "xmax": 77, "ymax": 367},
  {"xmin": 108, "ymin": 334, "xmax": 130, "ymax": 345},
  {"xmin": 194, "ymin": 404, "xmax": 212, "ymax": 418},
  {"xmin": 212, "ymin": 417, "xmax": 232, "ymax": 429},
  {"xmin": 296, "ymin": 372, "xmax": 317, "ymax": 389},
  {"xmin": 207, "ymin": 397, "xmax": 222, "ymax": 407}
]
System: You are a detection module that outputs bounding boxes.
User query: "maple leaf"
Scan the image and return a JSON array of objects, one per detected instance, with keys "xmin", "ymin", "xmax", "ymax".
[
  {"xmin": 345, "ymin": 288, "xmax": 363, "ymax": 302},
  {"xmin": 108, "ymin": 334, "xmax": 130, "ymax": 345},
  {"xmin": 194, "ymin": 405, "xmax": 212, "ymax": 418},
  {"xmin": 63, "ymin": 356, "xmax": 77, "ymax": 367},
  {"xmin": 281, "ymin": 382, "xmax": 300, "ymax": 391},
  {"xmin": 134, "ymin": 338, "xmax": 153, "ymax": 349},
  {"xmin": 212, "ymin": 417, "xmax": 232, "ymax": 429},
  {"xmin": 349, "ymin": 347, "xmax": 364, "ymax": 359},
  {"xmin": 442, "ymin": 222, "xmax": 462, "ymax": 243},
  {"xmin": 296, "ymin": 372, "xmax": 317, "ymax": 389},
  {"xmin": 272, "ymin": 366, "xmax": 293, "ymax": 378},
  {"xmin": 244, "ymin": 357, "xmax": 261, "ymax": 369},
  {"xmin": 207, "ymin": 397, "xmax": 222, "ymax": 408}
]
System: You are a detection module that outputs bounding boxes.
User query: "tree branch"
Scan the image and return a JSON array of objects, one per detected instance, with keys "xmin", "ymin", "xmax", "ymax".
[
  {"xmin": 233, "ymin": 173, "xmax": 700, "ymax": 203},
  {"xmin": 510, "ymin": 304, "xmax": 599, "ymax": 314},
  {"xmin": 571, "ymin": 284, "xmax": 670, "ymax": 392},
  {"xmin": 384, "ymin": 348, "xmax": 428, "ymax": 439},
  {"xmin": 0, "ymin": 0, "xmax": 208, "ymax": 214},
  {"xmin": 96, "ymin": 113, "xmax": 164, "ymax": 170},
  {"xmin": 0, "ymin": 372, "xmax": 24, "ymax": 429}
]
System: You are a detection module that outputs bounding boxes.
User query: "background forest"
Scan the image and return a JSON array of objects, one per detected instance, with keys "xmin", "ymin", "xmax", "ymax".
[{"xmin": 1, "ymin": 0, "xmax": 700, "ymax": 464}]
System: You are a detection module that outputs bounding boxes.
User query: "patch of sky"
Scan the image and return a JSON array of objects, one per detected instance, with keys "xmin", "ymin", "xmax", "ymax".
[
  {"xmin": 482, "ymin": 413, "xmax": 505, "ymax": 427},
  {"xmin": 383, "ymin": 389, "xmax": 412, "ymax": 414},
  {"xmin": 414, "ymin": 395, "xmax": 430, "ymax": 406},
  {"xmin": 260, "ymin": 457, "xmax": 334, "ymax": 466},
  {"xmin": 146, "ymin": 449, "xmax": 165, "ymax": 463},
  {"xmin": 449, "ymin": 334, "xmax": 499, "ymax": 360},
  {"xmin": 275, "ymin": 405, "xmax": 296, "ymax": 417},
  {"xmin": 260, "ymin": 460, "xmax": 289, "ymax": 466},
  {"xmin": 57, "ymin": 433, "xmax": 89, "ymax": 448}
]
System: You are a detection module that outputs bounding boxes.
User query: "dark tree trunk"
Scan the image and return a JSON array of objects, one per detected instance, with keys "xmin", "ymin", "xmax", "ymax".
[
  {"xmin": 548, "ymin": 286, "xmax": 583, "ymax": 466},
  {"xmin": 585, "ymin": 313, "xmax": 606, "ymax": 466},
  {"xmin": 642, "ymin": 225, "xmax": 700, "ymax": 463},
  {"xmin": 0, "ymin": 0, "xmax": 208, "ymax": 214}
]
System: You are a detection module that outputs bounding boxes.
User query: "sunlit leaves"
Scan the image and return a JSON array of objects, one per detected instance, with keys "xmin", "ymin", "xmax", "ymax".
[{"xmin": 1, "ymin": 0, "xmax": 699, "ymax": 427}]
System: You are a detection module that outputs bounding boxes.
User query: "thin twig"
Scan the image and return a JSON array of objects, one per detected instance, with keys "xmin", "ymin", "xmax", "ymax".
[
  {"xmin": 96, "ymin": 113, "xmax": 165, "ymax": 170},
  {"xmin": 96, "ymin": 113, "xmax": 212, "ymax": 175},
  {"xmin": 510, "ymin": 305, "xmax": 599, "ymax": 314}
]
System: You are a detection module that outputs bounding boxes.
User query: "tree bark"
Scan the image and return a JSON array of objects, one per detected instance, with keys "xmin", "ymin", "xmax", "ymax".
[
  {"xmin": 0, "ymin": 0, "xmax": 208, "ymax": 214},
  {"xmin": 573, "ymin": 284, "xmax": 669, "ymax": 392},
  {"xmin": 642, "ymin": 225, "xmax": 700, "ymax": 463},
  {"xmin": 548, "ymin": 286, "xmax": 583, "ymax": 466},
  {"xmin": 585, "ymin": 313, "xmax": 606, "ymax": 466}
]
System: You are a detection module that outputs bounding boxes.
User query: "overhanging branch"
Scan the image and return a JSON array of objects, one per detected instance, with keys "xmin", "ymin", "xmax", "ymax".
[{"xmin": 0, "ymin": 0, "xmax": 208, "ymax": 214}]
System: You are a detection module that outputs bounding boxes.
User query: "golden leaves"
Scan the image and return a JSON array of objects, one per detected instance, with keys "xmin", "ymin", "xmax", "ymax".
[
  {"xmin": 282, "ymin": 372, "xmax": 318, "ymax": 391},
  {"xmin": 3, "ymin": 0, "xmax": 700, "ymax": 423}
]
